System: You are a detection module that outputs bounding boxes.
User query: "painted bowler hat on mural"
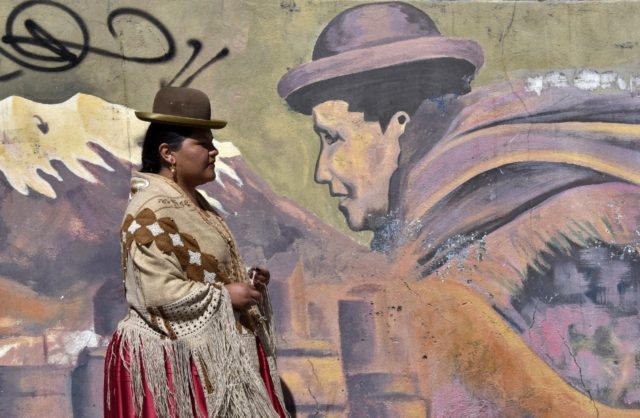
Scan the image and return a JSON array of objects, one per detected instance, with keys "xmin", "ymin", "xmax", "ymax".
[
  {"xmin": 135, "ymin": 87, "xmax": 227, "ymax": 129},
  {"xmin": 278, "ymin": 2, "xmax": 484, "ymax": 113}
]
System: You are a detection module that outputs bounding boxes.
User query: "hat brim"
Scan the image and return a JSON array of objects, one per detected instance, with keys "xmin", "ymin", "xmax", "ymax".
[
  {"xmin": 278, "ymin": 36, "xmax": 484, "ymax": 106},
  {"xmin": 135, "ymin": 112, "xmax": 227, "ymax": 129}
]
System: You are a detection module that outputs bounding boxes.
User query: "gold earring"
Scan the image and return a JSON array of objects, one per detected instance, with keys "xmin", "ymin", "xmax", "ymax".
[{"xmin": 170, "ymin": 164, "xmax": 176, "ymax": 174}]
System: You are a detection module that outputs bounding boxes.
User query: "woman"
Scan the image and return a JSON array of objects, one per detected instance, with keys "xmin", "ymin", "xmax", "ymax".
[{"xmin": 104, "ymin": 87, "xmax": 288, "ymax": 418}]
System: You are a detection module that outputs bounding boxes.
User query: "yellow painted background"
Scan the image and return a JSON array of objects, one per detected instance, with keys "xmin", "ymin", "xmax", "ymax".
[{"xmin": 2, "ymin": 0, "xmax": 640, "ymax": 242}]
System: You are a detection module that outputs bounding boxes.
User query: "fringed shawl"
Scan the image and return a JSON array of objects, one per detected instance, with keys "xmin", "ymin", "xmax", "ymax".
[{"xmin": 107, "ymin": 172, "xmax": 286, "ymax": 418}]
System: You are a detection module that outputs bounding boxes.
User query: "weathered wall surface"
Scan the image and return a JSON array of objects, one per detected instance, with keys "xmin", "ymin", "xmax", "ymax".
[{"xmin": 1, "ymin": 1, "xmax": 640, "ymax": 417}]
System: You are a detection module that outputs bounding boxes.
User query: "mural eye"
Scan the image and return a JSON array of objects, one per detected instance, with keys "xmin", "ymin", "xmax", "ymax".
[{"xmin": 322, "ymin": 132, "xmax": 342, "ymax": 145}]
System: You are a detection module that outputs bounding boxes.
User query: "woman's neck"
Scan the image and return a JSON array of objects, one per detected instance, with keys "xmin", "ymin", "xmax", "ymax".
[{"xmin": 158, "ymin": 168, "xmax": 201, "ymax": 207}]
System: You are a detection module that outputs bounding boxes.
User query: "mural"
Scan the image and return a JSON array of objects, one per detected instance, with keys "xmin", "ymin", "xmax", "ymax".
[
  {"xmin": 277, "ymin": 3, "xmax": 640, "ymax": 416},
  {"xmin": 1, "ymin": 1, "xmax": 640, "ymax": 417}
]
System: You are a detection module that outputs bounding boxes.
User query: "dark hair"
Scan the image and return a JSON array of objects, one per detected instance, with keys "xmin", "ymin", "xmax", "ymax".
[
  {"xmin": 285, "ymin": 58, "xmax": 475, "ymax": 132},
  {"xmin": 140, "ymin": 124, "xmax": 194, "ymax": 173}
]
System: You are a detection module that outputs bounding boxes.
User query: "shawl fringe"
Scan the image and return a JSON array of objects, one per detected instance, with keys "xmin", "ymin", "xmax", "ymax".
[{"xmin": 107, "ymin": 288, "xmax": 279, "ymax": 418}]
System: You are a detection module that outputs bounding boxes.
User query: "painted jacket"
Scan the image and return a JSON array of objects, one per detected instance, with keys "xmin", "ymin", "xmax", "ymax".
[
  {"xmin": 107, "ymin": 171, "xmax": 286, "ymax": 418},
  {"xmin": 373, "ymin": 80, "xmax": 640, "ymax": 416}
]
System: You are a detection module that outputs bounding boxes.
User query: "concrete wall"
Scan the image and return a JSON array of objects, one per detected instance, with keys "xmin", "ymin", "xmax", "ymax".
[{"xmin": 1, "ymin": 1, "xmax": 640, "ymax": 416}]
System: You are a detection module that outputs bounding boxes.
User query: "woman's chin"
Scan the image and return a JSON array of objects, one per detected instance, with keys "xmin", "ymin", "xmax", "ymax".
[{"xmin": 204, "ymin": 171, "xmax": 216, "ymax": 183}]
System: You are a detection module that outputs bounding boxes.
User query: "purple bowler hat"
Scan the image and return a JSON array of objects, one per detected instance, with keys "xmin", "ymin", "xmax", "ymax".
[{"xmin": 278, "ymin": 2, "xmax": 484, "ymax": 114}]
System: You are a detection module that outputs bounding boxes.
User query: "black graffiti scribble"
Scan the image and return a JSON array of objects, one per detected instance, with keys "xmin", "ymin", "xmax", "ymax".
[
  {"xmin": 0, "ymin": 69, "xmax": 21, "ymax": 82},
  {"xmin": 33, "ymin": 115, "xmax": 48, "ymax": 133},
  {"xmin": 0, "ymin": 1, "xmax": 174, "ymax": 73},
  {"xmin": 165, "ymin": 44, "xmax": 229, "ymax": 87},
  {"xmin": 179, "ymin": 46, "xmax": 229, "ymax": 87},
  {"xmin": 165, "ymin": 39, "xmax": 202, "ymax": 87},
  {"xmin": 0, "ymin": 0, "xmax": 228, "ymax": 87}
]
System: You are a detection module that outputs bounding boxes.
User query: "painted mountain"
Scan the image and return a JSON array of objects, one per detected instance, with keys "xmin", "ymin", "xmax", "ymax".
[{"xmin": 0, "ymin": 94, "xmax": 390, "ymax": 417}]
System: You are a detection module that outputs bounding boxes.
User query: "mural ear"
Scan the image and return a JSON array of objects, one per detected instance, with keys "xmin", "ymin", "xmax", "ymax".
[{"xmin": 387, "ymin": 111, "xmax": 410, "ymax": 138}]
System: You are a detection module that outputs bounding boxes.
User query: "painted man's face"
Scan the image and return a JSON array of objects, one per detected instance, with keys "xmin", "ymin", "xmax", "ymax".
[{"xmin": 311, "ymin": 100, "xmax": 407, "ymax": 231}]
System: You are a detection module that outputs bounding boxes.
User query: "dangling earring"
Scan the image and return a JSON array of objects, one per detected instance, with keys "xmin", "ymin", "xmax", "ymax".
[{"xmin": 170, "ymin": 163, "xmax": 177, "ymax": 182}]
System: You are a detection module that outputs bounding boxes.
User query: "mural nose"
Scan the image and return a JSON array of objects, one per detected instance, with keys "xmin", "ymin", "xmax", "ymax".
[{"xmin": 314, "ymin": 151, "xmax": 332, "ymax": 184}]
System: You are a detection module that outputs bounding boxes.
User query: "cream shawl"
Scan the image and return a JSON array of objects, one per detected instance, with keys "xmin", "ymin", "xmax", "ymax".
[{"xmin": 107, "ymin": 172, "xmax": 286, "ymax": 418}]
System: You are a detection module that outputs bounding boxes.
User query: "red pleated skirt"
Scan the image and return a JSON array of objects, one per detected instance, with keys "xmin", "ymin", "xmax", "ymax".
[{"xmin": 104, "ymin": 333, "xmax": 286, "ymax": 417}]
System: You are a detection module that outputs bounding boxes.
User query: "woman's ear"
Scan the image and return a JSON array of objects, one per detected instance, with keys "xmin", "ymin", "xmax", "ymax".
[
  {"xmin": 385, "ymin": 111, "xmax": 411, "ymax": 139},
  {"xmin": 158, "ymin": 143, "xmax": 174, "ymax": 166}
]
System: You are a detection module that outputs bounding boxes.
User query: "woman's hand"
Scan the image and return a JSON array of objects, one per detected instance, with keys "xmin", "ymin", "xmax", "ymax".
[
  {"xmin": 225, "ymin": 282, "xmax": 262, "ymax": 310},
  {"xmin": 249, "ymin": 266, "xmax": 270, "ymax": 288}
]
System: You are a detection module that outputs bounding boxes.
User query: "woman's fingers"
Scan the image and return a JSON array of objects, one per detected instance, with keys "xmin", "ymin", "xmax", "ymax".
[
  {"xmin": 242, "ymin": 284, "xmax": 262, "ymax": 306},
  {"xmin": 248, "ymin": 285, "xmax": 262, "ymax": 302},
  {"xmin": 226, "ymin": 282, "xmax": 262, "ymax": 309},
  {"xmin": 250, "ymin": 266, "xmax": 270, "ymax": 287},
  {"xmin": 254, "ymin": 275, "xmax": 267, "ymax": 288},
  {"xmin": 258, "ymin": 267, "xmax": 270, "ymax": 280}
]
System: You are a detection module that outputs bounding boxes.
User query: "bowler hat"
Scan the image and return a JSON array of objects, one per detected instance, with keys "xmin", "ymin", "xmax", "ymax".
[
  {"xmin": 278, "ymin": 2, "xmax": 484, "ymax": 114},
  {"xmin": 135, "ymin": 87, "xmax": 227, "ymax": 129}
]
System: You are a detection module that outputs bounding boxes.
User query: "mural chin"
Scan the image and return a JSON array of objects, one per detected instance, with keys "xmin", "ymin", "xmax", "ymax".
[
  {"xmin": 337, "ymin": 197, "xmax": 367, "ymax": 232},
  {"xmin": 338, "ymin": 198, "xmax": 390, "ymax": 233}
]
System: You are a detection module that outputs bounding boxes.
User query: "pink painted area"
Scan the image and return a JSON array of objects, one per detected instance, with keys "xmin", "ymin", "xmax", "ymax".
[
  {"xmin": 521, "ymin": 301, "xmax": 640, "ymax": 403},
  {"xmin": 575, "ymin": 350, "xmax": 614, "ymax": 388},
  {"xmin": 625, "ymin": 388, "xmax": 640, "ymax": 405},
  {"xmin": 526, "ymin": 304, "xmax": 614, "ymax": 360},
  {"xmin": 431, "ymin": 380, "xmax": 501, "ymax": 418}
]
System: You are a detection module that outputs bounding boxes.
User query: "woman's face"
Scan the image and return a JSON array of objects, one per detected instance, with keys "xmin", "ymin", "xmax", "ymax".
[{"xmin": 172, "ymin": 128, "xmax": 219, "ymax": 188}]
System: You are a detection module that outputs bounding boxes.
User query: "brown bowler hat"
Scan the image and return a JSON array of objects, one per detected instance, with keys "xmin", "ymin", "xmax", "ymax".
[{"xmin": 135, "ymin": 87, "xmax": 227, "ymax": 129}]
